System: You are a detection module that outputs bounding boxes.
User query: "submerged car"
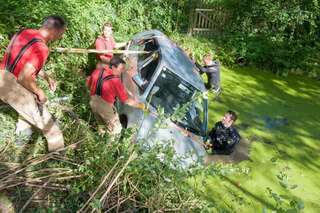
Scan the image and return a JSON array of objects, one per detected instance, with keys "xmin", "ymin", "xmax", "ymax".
[{"xmin": 117, "ymin": 30, "xmax": 208, "ymax": 167}]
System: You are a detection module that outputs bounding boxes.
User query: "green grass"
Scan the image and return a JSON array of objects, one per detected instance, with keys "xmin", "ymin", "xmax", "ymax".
[{"xmin": 196, "ymin": 66, "xmax": 320, "ymax": 212}]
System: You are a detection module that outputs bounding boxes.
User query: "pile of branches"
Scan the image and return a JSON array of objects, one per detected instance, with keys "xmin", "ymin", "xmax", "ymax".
[
  {"xmin": 0, "ymin": 142, "xmax": 84, "ymax": 211},
  {"xmin": 0, "ymin": 156, "xmax": 84, "ymax": 191}
]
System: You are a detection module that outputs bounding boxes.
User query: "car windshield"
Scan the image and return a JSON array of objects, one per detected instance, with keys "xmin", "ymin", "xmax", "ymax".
[{"xmin": 147, "ymin": 67, "xmax": 207, "ymax": 136}]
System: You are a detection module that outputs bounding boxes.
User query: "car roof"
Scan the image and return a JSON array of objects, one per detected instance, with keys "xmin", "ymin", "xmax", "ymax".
[{"xmin": 132, "ymin": 30, "xmax": 206, "ymax": 91}]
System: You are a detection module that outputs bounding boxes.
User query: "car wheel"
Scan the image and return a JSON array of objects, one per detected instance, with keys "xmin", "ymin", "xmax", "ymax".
[{"xmin": 119, "ymin": 114, "xmax": 128, "ymax": 128}]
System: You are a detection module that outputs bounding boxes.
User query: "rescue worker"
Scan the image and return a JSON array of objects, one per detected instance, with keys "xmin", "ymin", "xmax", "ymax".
[
  {"xmin": 87, "ymin": 56, "xmax": 144, "ymax": 135},
  {"xmin": 95, "ymin": 21, "xmax": 126, "ymax": 67},
  {"xmin": 0, "ymin": 15, "xmax": 66, "ymax": 152},
  {"xmin": 205, "ymin": 110, "xmax": 241, "ymax": 155},
  {"xmin": 196, "ymin": 53, "xmax": 221, "ymax": 93}
]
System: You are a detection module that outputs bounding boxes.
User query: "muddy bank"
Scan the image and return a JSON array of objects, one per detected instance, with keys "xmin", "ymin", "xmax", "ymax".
[{"xmin": 204, "ymin": 138, "xmax": 252, "ymax": 164}]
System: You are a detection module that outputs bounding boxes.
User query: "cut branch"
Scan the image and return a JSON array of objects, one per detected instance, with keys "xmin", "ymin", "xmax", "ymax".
[
  {"xmin": 77, "ymin": 161, "xmax": 120, "ymax": 213},
  {"xmin": 52, "ymin": 48, "xmax": 149, "ymax": 55},
  {"xmin": 91, "ymin": 152, "xmax": 137, "ymax": 213}
]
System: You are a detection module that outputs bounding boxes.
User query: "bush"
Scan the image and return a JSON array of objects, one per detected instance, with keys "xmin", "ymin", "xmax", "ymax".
[{"xmin": 196, "ymin": 0, "xmax": 320, "ymax": 77}]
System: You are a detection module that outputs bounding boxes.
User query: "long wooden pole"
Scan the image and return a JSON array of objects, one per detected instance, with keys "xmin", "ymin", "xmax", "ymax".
[{"xmin": 51, "ymin": 47, "xmax": 149, "ymax": 55}]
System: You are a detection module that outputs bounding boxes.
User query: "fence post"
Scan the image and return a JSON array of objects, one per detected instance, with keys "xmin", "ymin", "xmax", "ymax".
[{"xmin": 188, "ymin": 0, "xmax": 196, "ymax": 35}]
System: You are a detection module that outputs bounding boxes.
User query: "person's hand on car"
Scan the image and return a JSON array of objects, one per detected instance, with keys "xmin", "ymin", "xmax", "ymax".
[{"xmin": 136, "ymin": 102, "xmax": 146, "ymax": 111}]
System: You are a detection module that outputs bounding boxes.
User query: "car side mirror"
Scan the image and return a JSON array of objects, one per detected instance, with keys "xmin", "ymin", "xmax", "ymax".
[{"xmin": 132, "ymin": 74, "xmax": 145, "ymax": 89}]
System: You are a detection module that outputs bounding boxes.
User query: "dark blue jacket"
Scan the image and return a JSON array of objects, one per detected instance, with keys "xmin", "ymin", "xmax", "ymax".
[
  {"xmin": 209, "ymin": 121, "xmax": 240, "ymax": 154},
  {"xmin": 195, "ymin": 61, "xmax": 221, "ymax": 90}
]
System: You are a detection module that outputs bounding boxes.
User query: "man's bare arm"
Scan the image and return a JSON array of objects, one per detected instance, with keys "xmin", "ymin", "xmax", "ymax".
[
  {"xmin": 17, "ymin": 63, "xmax": 47, "ymax": 103},
  {"xmin": 38, "ymin": 69, "xmax": 49, "ymax": 80},
  {"xmin": 115, "ymin": 42, "xmax": 127, "ymax": 49},
  {"xmin": 38, "ymin": 69, "xmax": 57, "ymax": 92},
  {"xmin": 99, "ymin": 55, "xmax": 111, "ymax": 64}
]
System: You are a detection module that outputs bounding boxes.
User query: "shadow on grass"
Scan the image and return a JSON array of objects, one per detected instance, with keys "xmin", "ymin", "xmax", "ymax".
[
  {"xmin": 198, "ymin": 174, "xmax": 276, "ymax": 211},
  {"xmin": 222, "ymin": 175, "xmax": 276, "ymax": 210}
]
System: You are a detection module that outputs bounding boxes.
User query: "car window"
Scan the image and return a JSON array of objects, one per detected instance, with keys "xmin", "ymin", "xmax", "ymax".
[{"xmin": 129, "ymin": 38, "xmax": 160, "ymax": 89}]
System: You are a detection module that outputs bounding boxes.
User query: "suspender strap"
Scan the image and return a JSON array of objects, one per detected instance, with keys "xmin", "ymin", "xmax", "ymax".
[
  {"xmin": 5, "ymin": 30, "xmax": 43, "ymax": 73},
  {"xmin": 95, "ymin": 69, "xmax": 105, "ymax": 96},
  {"xmin": 95, "ymin": 68, "xmax": 119, "ymax": 96},
  {"xmin": 5, "ymin": 30, "xmax": 24, "ymax": 71}
]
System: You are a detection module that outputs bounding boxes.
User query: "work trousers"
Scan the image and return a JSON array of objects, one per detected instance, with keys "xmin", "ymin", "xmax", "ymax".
[
  {"xmin": 89, "ymin": 95, "xmax": 122, "ymax": 135},
  {"xmin": 206, "ymin": 71, "xmax": 220, "ymax": 91},
  {"xmin": 0, "ymin": 70, "xmax": 64, "ymax": 151}
]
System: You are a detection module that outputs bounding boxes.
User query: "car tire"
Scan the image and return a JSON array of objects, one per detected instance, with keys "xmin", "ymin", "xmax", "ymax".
[{"xmin": 119, "ymin": 114, "xmax": 128, "ymax": 128}]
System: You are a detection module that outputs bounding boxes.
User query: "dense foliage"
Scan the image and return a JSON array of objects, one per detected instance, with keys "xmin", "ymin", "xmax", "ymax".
[
  {"xmin": 1, "ymin": 0, "xmax": 319, "ymax": 76},
  {"xmin": 198, "ymin": 0, "xmax": 320, "ymax": 77}
]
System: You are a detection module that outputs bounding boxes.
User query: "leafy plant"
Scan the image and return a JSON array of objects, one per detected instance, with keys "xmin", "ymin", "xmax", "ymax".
[{"xmin": 265, "ymin": 168, "xmax": 304, "ymax": 212}]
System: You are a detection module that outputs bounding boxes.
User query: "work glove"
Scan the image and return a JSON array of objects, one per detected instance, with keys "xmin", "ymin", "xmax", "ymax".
[
  {"xmin": 136, "ymin": 102, "xmax": 146, "ymax": 111},
  {"xmin": 203, "ymin": 138, "xmax": 213, "ymax": 150}
]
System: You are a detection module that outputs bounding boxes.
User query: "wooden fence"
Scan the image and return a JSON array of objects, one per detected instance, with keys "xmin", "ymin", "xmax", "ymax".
[{"xmin": 188, "ymin": 7, "xmax": 230, "ymax": 36}]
